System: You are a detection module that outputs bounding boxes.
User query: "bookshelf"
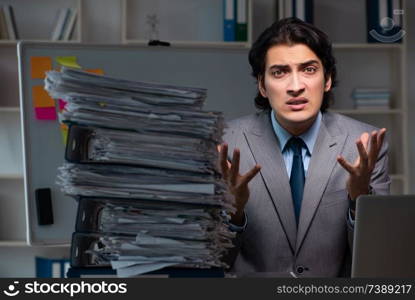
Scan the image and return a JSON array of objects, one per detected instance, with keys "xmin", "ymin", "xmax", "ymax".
[
  {"xmin": 0, "ymin": 0, "xmax": 82, "ymax": 248},
  {"xmin": 0, "ymin": 0, "xmax": 82, "ymax": 42},
  {"xmin": 316, "ymin": 0, "xmax": 409, "ymax": 194},
  {"xmin": 0, "ymin": 41, "xmax": 25, "ymax": 246},
  {"xmin": 121, "ymin": 0, "xmax": 253, "ymax": 48}
]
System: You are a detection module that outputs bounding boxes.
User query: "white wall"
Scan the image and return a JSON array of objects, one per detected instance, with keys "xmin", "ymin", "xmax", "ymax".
[{"xmin": 82, "ymin": 0, "xmax": 122, "ymax": 43}]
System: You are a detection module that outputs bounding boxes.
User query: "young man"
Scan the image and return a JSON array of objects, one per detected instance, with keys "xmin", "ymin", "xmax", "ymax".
[{"xmin": 220, "ymin": 18, "xmax": 390, "ymax": 277}]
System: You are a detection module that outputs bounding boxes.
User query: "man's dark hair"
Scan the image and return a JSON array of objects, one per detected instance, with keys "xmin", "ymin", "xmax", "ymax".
[{"xmin": 248, "ymin": 17, "xmax": 337, "ymax": 112}]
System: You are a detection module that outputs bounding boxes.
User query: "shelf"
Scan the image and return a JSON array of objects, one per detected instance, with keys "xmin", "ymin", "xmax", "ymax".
[
  {"xmin": 0, "ymin": 241, "xmax": 27, "ymax": 247},
  {"xmin": 0, "ymin": 241, "xmax": 71, "ymax": 248},
  {"xmin": 0, "ymin": 39, "xmax": 81, "ymax": 45},
  {"xmin": 0, "ymin": 107, "xmax": 20, "ymax": 113},
  {"xmin": 329, "ymin": 109, "xmax": 402, "ymax": 115},
  {"xmin": 333, "ymin": 43, "xmax": 403, "ymax": 50},
  {"xmin": 0, "ymin": 40, "xmax": 17, "ymax": 46},
  {"xmin": 123, "ymin": 40, "xmax": 251, "ymax": 49},
  {"xmin": 122, "ymin": 0, "xmax": 253, "ymax": 48},
  {"xmin": 0, "ymin": 174, "xmax": 23, "ymax": 180}
]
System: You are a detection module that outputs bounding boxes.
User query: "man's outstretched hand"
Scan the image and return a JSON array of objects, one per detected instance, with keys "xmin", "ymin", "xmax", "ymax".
[
  {"xmin": 337, "ymin": 128, "xmax": 386, "ymax": 205},
  {"xmin": 218, "ymin": 144, "xmax": 261, "ymax": 225}
]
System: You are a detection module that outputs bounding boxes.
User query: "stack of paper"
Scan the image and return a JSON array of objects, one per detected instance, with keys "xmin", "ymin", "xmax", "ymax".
[
  {"xmin": 74, "ymin": 198, "xmax": 233, "ymax": 277},
  {"xmin": 57, "ymin": 163, "xmax": 231, "ymax": 208},
  {"xmin": 45, "ymin": 68, "xmax": 234, "ymax": 277}
]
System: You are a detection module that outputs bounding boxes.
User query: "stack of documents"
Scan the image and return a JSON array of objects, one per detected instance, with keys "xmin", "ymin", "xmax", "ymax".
[
  {"xmin": 57, "ymin": 163, "xmax": 231, "ymax": 208},
  {"xmin": 72, "ymin": 198, "xmax": 234, "ymax": 277},
  {"xmin": 45, "ymin": 68, "xmax": 234, "ymax": 277}
]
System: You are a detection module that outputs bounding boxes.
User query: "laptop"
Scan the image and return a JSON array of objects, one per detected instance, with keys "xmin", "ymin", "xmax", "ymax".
[{"xmin": 351, "ymin": 195, "xmax": 415, "ymax": 278}]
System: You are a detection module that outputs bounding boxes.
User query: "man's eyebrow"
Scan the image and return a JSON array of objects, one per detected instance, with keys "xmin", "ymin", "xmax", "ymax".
[
  {"xmin": 299, "ymin": 60, "xmax": 320, "ymax": 68},
  {"xmin": 269, "ymin": 60, "xmax": 320, "ymax": 69}
]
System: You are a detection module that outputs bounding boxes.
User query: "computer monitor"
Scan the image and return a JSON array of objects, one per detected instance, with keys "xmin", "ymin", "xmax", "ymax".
[{"xmin": 352, "ymin": 195, "xmax": 415, "ymax": 278}]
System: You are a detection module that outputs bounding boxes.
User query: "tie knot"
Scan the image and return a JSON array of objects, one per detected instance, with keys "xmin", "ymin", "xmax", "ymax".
[{"xmin": 287, "ymin": 137, "xmax": 304, "ymax": 155}]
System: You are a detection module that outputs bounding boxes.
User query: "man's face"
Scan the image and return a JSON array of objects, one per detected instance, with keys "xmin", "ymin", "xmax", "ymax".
[{"xmin": 259, "ymin": 43, "xmax": 332, "ymax": 134}]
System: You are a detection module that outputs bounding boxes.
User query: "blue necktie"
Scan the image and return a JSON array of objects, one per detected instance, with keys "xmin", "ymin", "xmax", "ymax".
[{"xmin": 288, "ymin": 137, "xmax": 305, "ymax": 226}]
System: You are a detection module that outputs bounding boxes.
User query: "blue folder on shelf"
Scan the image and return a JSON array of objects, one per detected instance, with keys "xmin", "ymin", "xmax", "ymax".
[
  {"xmin": 223, "ymin": 0, "xmax": 235, "ymax": 41},
  {"xmin": 36, "ymin": 257, "xmax": 71, "ymax": 278}
]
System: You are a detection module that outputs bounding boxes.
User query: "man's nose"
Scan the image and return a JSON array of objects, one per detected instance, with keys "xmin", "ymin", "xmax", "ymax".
[{"xmin": 287, "ymin": 72, "xmax": 305, "ymax": 95}]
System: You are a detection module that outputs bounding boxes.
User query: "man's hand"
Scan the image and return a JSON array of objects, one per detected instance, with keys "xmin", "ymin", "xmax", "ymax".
[
  {"xmin": 218, "ymin": 144, "xmax": 261, "ymax": 226},
  {"xmin": 337, "ymin": 128, "xmax": 387, "ymax": 204}
]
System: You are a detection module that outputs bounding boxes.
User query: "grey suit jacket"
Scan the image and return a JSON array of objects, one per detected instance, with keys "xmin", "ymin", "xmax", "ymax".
[{"xmin": 223, "ymin": 111, "xmax": 390, "ymax": 277}]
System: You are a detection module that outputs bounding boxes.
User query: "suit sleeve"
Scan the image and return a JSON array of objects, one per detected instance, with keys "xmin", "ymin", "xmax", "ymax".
[{"xmin": 368, "ymin": 140, "xmax": 391, "ymax": 195}]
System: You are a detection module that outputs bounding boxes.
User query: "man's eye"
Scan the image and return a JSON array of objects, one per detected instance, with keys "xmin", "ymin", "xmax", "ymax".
[
  {"xmin": 304, "ymin": 66, "xmax": 317, "ymax": 73},
  {"xmin": 272, "ymin": 70, "xmax": 285, "ymax": 77}
]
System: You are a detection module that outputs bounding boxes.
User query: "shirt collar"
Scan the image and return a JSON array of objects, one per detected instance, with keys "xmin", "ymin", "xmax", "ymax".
[{"xmin": 270, "ymin": 110, "xmax": 322, "ymax": 155}]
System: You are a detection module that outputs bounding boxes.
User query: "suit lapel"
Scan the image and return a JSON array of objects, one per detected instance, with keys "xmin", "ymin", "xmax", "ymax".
[
  {"xmin": 295, "ymin": 116, "xmax": 348, "ymax": 254},
  {"xmin": 243, "ymin": 113, "xmax": 297, "ymax": 253}
]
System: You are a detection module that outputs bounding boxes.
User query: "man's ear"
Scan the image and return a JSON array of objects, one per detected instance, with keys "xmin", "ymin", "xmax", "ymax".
[
  {"xmin": 258, "ymin": 75, "xmax": 267, "ymax": 98},
  {"xmin": 324, "ymin": 75, "xmax": 332, "ymax": 92}
]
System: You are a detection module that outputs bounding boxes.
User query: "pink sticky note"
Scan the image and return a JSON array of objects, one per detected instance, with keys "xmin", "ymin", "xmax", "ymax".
[
  {"xmin": 35, "ymin": 107, "xmax": 57, "ymax": 120},
  {"xmin": 58, "ymin": 99, "xmax": 67, "ymax": 111}
]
